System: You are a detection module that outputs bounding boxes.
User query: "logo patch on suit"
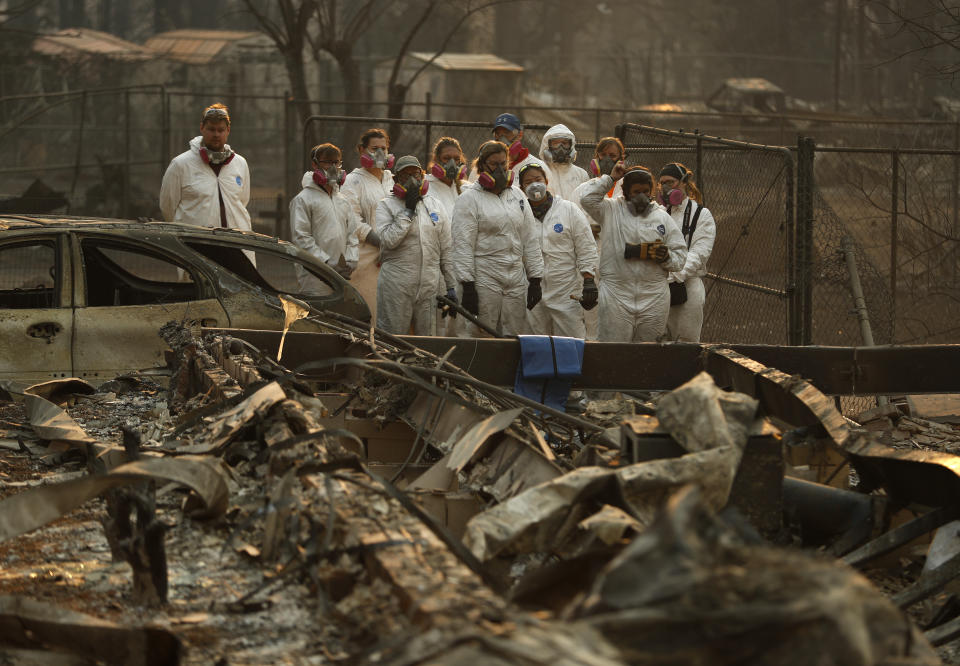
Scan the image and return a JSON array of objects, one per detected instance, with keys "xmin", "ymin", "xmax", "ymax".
[
  {"xmin": 657, "ymin": 224, "xmax": 666, "ymax": 235},
  {"xmin": 519, "ymin": 199, "xmax": 525, "ymax": 211},
  {"xmin": 553, "ymin": 223, "xmax": 563, "ymax": 233},
  {"xmin": 235, "ymin": 176, "xmax": 242, "ymax": 186},
  {"xmin": 429, "ymin": 212, "xmax": 439, "ymax": 223}
]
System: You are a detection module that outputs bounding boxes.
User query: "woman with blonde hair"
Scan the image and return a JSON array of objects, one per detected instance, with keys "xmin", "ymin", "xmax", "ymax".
[{"xmin": 657, "ymin": 162, "xmax": 716, "ymax": 342}]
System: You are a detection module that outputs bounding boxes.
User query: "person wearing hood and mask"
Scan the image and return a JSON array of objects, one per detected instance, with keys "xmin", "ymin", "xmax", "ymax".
[
  {"xmin": 520, "ymin": 163, "xmax": 599, "ymax": 338},
  {"xmin": 160, "ymin": 103, "xmax": 252, "ymax": 231},
  {"xmin": 580, "ymin": 163, "xmax": 687, "ymax": 343},
  {"xmin": 491, "ymin": 112, "xmax": 553, "ymax": 186},
  {"xmin": 341, "ymin": 128, "xmax": 393, "ymax": 320},
  {"xmin": 452, "ymin": 140, "xmax": 544, "ymax": 337},
  {"xmin": 539, "ymin": 124, "xmax": 589, "ymax": 201},
  {"xmin": 375, "ymin": 155, "xmax": 455, "ymax": 335},
  {"xmin": 289, "ymin": 143, "xmax": 360, "ymax": 291},
  {"xmin": 425, "ymin": 137, "xmax": 468, "ymax": 335},
  {"xmin": 658, "ymin": 163, "xmax": 716, "ymax": 343}
]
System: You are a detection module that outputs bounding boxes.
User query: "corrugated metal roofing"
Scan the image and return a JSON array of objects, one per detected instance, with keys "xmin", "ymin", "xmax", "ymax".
[
  {"xmin": 144, "ymin": 29, "xmax": 267, "ymax": 64},
  {"xmin": 33, "ymin": 28, "xmax": 154, "ymax": 60},
  {"xmin": 408, "ymin": 52, "xmax": 523, "ymax": 72}
]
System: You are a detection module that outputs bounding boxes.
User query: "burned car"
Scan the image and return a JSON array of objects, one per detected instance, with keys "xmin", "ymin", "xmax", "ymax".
[{"xmin": 0, "ymin": 215, "xmax": 369, "ymax": 386}]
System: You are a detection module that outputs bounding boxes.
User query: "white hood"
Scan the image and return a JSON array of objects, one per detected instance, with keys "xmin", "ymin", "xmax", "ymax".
[{"xmin": 539, "ymin": 124, "xmax": 577, "ymax": 164}]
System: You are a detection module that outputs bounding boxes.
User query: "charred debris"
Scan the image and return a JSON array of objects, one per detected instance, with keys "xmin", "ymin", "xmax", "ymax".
[{"xmin": 1, "ymin": 317, "xmax": 959, "ymax": 664}]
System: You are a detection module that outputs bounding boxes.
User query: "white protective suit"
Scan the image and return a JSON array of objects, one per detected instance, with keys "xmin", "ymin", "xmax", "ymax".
[
  {"xmin": 572, "ymin": 175, "xmax": 623, "ymax": 341},
  {"xmin": 539, "ymin": 124, "xmax": 589, "ymax": 202},
  {"xmin": 665, "ymin": 197, "xmax": 716, "ymax": 342},
  {"xmin": 425, "ymin": 172, "xmax": 463, "ymax": 335},
  {"xmin": 341, "ymin": 167, "xmax": 394, "ymax": 320},
  {"xmin": 527, "ymin": 196, "xmax": 599, "ymax": 338},
  {"xmin": 289, "ymin": 171, "xmax": 360, "ymax": 294},
  {"xmin": 375, "ymin": 193, "xmax": 455, "ymax": 335},
  {"xmin": 451, "ymin": 182, "xmax": 545, "ymax": 337},
  {"xmin": 580, "ymin": 175, "xmax": 687, "ymax": 342},
  {"xmin": 159, "ymin": 136, "xmax": 252, "ymax": 230}
]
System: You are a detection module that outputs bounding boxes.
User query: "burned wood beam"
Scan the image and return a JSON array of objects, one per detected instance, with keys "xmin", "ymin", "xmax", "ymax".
[
  {"xmin": 843, "ymin": 506, "xmax": 960, "ymax": 568},
  {"xmin": 210, "ymin": 329, "xmax": 960, "ymax": 395},
  {"xmin": 894, "ymin": 549, "xmax": 960, "ymax": 608}
]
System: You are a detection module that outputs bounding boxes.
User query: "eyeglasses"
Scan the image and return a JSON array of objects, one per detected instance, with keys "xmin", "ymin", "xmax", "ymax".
[
  {"xmin": 316, "ymin": 159, "xmax": 342, "ymax": 168},
  {"xmin": 203, "ymin": 108, "xmax": 229, "ymax": 120}
]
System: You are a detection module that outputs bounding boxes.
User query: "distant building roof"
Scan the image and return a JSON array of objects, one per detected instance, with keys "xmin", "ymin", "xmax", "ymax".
[
  {"xmin": 144, "ymin": 29, "xmax": 272, "ymax": 64},
  {"xmin": 407, "ymin": 52, "xmax": 523, "ymax": 72},
  {"xmin": 33, "ymin": 28, "xmax": 154, "ymax": 60},
  {"xmin": 720, "ymin": 78, "xmax": 784, "ymax": 94}
]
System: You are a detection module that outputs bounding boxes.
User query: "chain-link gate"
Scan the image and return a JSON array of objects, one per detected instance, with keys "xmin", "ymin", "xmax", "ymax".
[{"xmin": 616, "ymin": 123, "xmax": 798, "ymax": 345}]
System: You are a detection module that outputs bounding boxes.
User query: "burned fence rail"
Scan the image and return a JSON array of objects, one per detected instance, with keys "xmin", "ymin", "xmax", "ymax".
[{"xmin": 210, "ymin": 328, "xmax": 960, "ymax": 397}]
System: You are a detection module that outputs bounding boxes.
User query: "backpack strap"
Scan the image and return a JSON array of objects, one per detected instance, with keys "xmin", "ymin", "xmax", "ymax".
[{"xmin": 683, "ymin": 201, "xmax": 704, "ymax": 249}]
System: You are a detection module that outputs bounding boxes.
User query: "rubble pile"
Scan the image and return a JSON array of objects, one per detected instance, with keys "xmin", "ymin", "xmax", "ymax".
[{"xmin": 0, "ymin": 322, "xmax": 957, "ymax": 664}]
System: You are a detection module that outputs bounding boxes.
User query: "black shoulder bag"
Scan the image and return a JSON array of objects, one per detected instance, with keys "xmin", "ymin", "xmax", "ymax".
[{"xmin": 669, "ymin": 201, "xmax": 703, "ymax": 306}]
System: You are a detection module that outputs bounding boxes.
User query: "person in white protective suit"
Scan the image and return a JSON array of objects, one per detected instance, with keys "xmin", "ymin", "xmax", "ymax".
[
  {"xmin": 491, "ymin": 112, "xmax": 553, "ymax": 187},
  {"xmin": 375, "ymin": 155, "xmax": 456, "ymax": 335},
  {"xmin": 424, "ymin": 137, "xmax": 468, "ymax": 334},
  {"xmin": 288, "ymin": 143, "xmax": 360, "ymax": 293},
  {"xmin": 658, "ymin": 162, "xmax": 716, "ymax": 342},
  {"xmin": 571, "ymin": 137, "xmax": 627, "ymax": 340},
  {"xmin": 519, "ymin": 163, "xmax": 599, "ymax": 338},
  {"xmin": 160, "ymin": 103, "xmax": 252, "ymax": 231},
  {"xmin": 580, "ymin": 163, "xmax": 687, "ymax": 342},
  {"xmin": 539, "ymin": 124, "xmax": 589, "ymax": 201},
  {"xmin": 341, "ymin": 128, "xmax": 392, "ymax": 321},
  {"xmin": 451, "ymin": 140, "xmax": 545, "ymax": 337}
]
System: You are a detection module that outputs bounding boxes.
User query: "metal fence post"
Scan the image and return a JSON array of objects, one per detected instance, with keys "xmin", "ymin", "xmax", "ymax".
[
  {"xmin": 783, "ymin": 148, "xmax": 796, "ymax": 345},
  {"xmin": 890, "ymin": 150, "xmax": 899, "ymax": 324},
  {"xmin": 161, "ymin": 87, "xmax": 170, "ymax": 173},
  {"xmin": 796, "ymin": 136, "xmax": 815, "ymax": 345},
  {"xmin": 284, "ymin": 93, "xmax": 293, "ymax": 219},
  {"xmin": 424, "ymin": 91, "xmax": 432, "ymax": 165},
  {"xmin": 695, "ymin": 130, "xmax": 703, "ymax": 195},
  {"xmin": 953, "ymin": 123, "xmax": 959, "ymax": 281},
  {"xmin": 123, "ymin": 89, "xmax": 131, "ymax": 219},
  {"xmin": 595, "ymin": 107, "xmax": 601, "ymax": 142}
]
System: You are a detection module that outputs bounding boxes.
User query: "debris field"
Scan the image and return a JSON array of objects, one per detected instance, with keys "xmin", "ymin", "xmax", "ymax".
[{"xmin": 1, "ymin": 317, "xmax": 960, "ymax": 665}]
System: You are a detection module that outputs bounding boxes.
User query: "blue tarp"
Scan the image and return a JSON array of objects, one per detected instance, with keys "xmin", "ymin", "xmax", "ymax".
[{"xmin": 513, "ymin": 335, "xmax": 584, "ymax": 411}]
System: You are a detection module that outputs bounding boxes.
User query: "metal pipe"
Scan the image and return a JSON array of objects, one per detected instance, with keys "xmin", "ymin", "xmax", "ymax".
[
  {"xmin": 842, "ymin": 236, "xmax": 875, "ymax": 346},
  {"xmin": 842, "ymin": 236, "xmax": 888, "ymax": 405}
]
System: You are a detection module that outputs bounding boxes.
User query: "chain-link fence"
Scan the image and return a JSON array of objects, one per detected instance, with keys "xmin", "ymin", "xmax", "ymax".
[
  {"xmin": 615, "ymin": 123, "xmax": 796, "ymax": 345},
  {"xmin": 806, "ymin": 144, "xmax": 960, "ymax": 346}
]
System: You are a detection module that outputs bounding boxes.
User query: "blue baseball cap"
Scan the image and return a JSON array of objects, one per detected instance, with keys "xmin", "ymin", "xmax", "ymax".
[{"xmin": 493, "ymin": 113, "xmax": 522, "ymax": 133}]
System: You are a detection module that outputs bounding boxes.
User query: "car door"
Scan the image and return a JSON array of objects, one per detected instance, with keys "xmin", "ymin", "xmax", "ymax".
[
  {"xmin": 71, "ymin": 235, "xmax": 230, "ymax": 383},
  {"xmin": 0, "ymin": 234, "xmax": 74, "ymax": 386}
]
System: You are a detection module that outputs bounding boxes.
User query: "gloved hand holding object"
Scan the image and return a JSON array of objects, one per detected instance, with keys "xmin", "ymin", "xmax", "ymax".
[
  {"xmin": 527, "ymin": 277, "xmax": 542, "ymax": 310},
  {"xmin": 580, "ymin": 276, "xmax": 598, "ymax": 310},
  {"xmin": 461, "ymin": 281, "xmax": 479, "ymax": 316},
  {"xmin": 439, "ymin": 288, "xmax": 458, "ymax": 319}
]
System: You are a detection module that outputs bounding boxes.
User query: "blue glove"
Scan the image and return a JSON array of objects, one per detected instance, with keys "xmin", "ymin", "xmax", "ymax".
[{"xmin": 441, "ymin": 288, "xmax": 458, "ymax": 319}]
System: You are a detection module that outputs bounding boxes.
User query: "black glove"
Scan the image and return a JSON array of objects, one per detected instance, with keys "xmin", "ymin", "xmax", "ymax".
[
  {"xmin": 405, "ymin": 186, "xmax": 421, "ymax": 211},
  {"xmin": 651, "ymin": 242, "xmax": 669, "ymax": 263},
  {"xmin": 440, "ymin": 288, "xmax": 458, "ymax": 319},
  {"xmin": 580, "ymin": 276, "xmax": 598, "ymax": 311},
  {"xmin": 365, "ymin": 229, "xmax": 381, "ymax": 247},
  {"xmin": 461, "ymin": 281, "xmax": 479, "ymax": 316},
  {"xmin": 526, "ymin": 277, "xmax": 542, "ymax": 310},
  {"xmin": 624, "ymin": 242, "xmax": 645, "ymax": 260}
]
